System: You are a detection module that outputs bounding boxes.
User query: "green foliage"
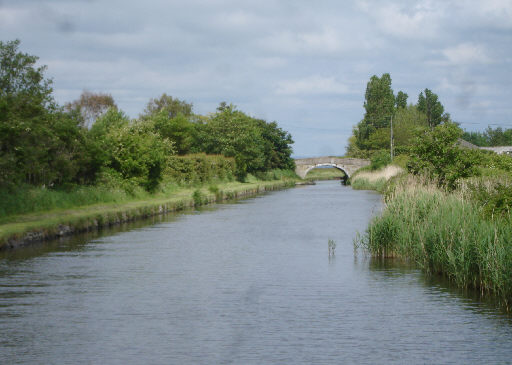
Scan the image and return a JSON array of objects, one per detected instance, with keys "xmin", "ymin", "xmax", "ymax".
[
  {"xmin": 0, "ymin": 40, "xmax": 294, "ymax": 203},
  {"xmin": 363, "ymin": 73, "xmax": 395, "ymax": 130},
  {"xmin": 462, "ymin": 127, "xmax": 512, "ymax": 147},
  {"xmin": 370, "ymin": 150, "xmax": 391, "ymax": 170},
  {"xmin": 192, "ymin": 189, "xmax": 205, "ymax": 207},
  {"xmin": 258, "ymin": 120, "xmax": 295, "ymax": 171},
  {"xmin": 350, "ymin": 177, "xmax": 387, "ymax": 192},
  {"xmin": 165, "ymin": 153, "xmax": 235, "ymax": 184},
  {"xmin": 466, "ymin": 180, "xmax": 512, "ymax": 221},
  {"xmin": 359, "ymin": 179, "xmax": 512, "ymax": 304},
  {"xmin": 407, "ymin": 122, "xmax": 480, "ymax": 189},
  {"xmin": 392, "ymin": 105, "xmax": 428, "ymax": 147},
  {"xmin": 141, "ymin": 93, "xmax": 193, "ymax": 119},
  {"xmin": 0, "ymin": 40, "xmax": 97, "ymax": 189},
  {"xmin": 107, "ymin": 121, "xmax": 174, "ymax": 192},
  {"xmin": 151, "ymin": 112, "xmax": 196, "ymax": 155},
  {"xmin": 350, "ymin": 73, "xmax": 395, "ymax": 154},
  {"xmin": 197, "ymin": 104, "xmax": 294, "ymax": 181},
  {"xmin": 65, "ymin": 90, "xmax": 116, "ymax": 128},
  {"xmin": 417, "ymin": 88, "xmax": 445, "ymax": 129},
  {"xmin": 395, "ymin": 91, "xmax": 408, "ymax": 109}
]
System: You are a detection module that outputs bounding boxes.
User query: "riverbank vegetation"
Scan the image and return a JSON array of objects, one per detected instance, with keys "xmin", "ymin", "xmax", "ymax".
[
  {"xmin": 349, "ymin": 72, "xmax": 512, "ymax": 306},
  {"xmin": 0, "ymin": 40, "xmax": 298, "ymax": 245}
]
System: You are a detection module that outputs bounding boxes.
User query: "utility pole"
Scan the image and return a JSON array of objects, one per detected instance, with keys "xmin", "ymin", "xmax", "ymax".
[{"xmin": 390, "ymin": 114, "xmax": 394, "ymax": 162}]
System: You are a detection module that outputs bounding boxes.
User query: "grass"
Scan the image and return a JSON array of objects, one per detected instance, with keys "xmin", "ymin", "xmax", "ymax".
[
  {"xmin": 0, "ymin": 176, "xmax": 298, "ymax": 248},
  {"xmin": 357, "ymin": 175, "xmax": 512, "ymax": 307},
  {"xmin": 350, "ymin": 165, "xmax": 403, "ymax": 193}
]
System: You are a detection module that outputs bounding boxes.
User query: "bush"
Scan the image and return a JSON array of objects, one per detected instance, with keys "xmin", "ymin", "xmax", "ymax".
[
  {"xmin": 165, "ymin": 154, "xmax": 235, "ymax": 184},
  {"xmin": 407, "ymin": 122, "xmax": 480, "ymax": 189},
  {"xmin": 370, "ymin": 150, "xmax": 391, "ymax": 170}
]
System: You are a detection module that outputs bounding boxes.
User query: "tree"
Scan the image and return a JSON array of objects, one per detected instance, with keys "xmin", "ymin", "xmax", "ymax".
[
  {"xmin": 91, "ymin": 111, "xmax": 174, "ymax": 192},
  {"xmin": 148, "ymin": 111, "xmax": 197, "ymax": 155},
  {"xmin": 363, "ymin": 73, "xmax": 395, "ymax": 129},
  {"xmin": 257, "ymin": 120, "xmax": 295, "ymax": 171},
  {"xmin": 417, "ymin": 88, "xmax": 444, "ymax": 129},
  {"xmin": 407, "ymin": 122, "xmax": 480, "ymax": 189},
  {"xmin": 65, "ymin": 90, "xmax": 117, "ymax": 128},
  {"xmin": 0, "ymin": 39, "xmax": 55, "ymax": 187},
  {"xmin": 392, "ymin": 105, "xmax": 428, "ymax": 148},
  {"xmin": 352, "ymin": 73, "xmax": 395, "ymax": 152},
  {"xmin": 141, "ymin": 94, "xmax": 193, "ymax": 119},
  {"xmin": 198, "ymin": 104, "xmax": 266, "ymax": 181},
  {"xmin": 395, "ymin": 91, "xmax": 408, "ymax": 109}
]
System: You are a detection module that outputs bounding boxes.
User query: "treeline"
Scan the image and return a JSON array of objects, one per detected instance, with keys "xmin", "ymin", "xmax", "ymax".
[
  {"xmin": 347, "ymin": 73, "xmax": 512, "ymax": 188},
  {"xmin": 0, "ymin": 40, "xmax": 295, "ymax": 194},
  {"xmin": 346, "ymin": 73, "xmax": 451, "ymax": 159},
  {"xmin": 462, "ymin": 127, "xmax": 512, "ymax": 147}
]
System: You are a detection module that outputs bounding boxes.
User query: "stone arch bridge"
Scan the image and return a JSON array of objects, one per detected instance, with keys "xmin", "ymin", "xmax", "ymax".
[{"xmin": 294, "ymin": 157, "xmax": 370, "ymax": 179}]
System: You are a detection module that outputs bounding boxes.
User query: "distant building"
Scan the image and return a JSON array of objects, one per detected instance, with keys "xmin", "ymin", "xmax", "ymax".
[{"xmin": 458, "ymin": 138, "xmax": 512, "ymax": 156}]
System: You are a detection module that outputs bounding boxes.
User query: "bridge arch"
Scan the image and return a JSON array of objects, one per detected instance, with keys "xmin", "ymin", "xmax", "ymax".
[
  {"xmin": 303, "ymin": 163, "xmax": 349, "ymax": 178},
  {"xmin": 294, "ymin": 157, "xmax": 370, "ymax": 179}
]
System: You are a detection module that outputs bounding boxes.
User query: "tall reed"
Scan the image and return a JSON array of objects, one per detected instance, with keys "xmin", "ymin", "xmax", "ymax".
[{"xmin": 359, "ymin": 176, "xmax": 512, "ymax": 306}]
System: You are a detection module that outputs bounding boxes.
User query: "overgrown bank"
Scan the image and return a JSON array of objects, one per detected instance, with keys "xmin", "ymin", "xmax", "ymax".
[
  {"xmin": 356, "ymin": 174, "xmax": 512, "ymax": 306},
  {"xmin": 0, "ymin": 176, "xmax": 297, "ymax": 250},
  {"xmin": 350, "ymin": 162, "xmax": 512, "ymax": 307},
  {"xmin": 0, "ymin": 40, "xmax": 300, "ymax": 249},
  {"xmin": 345, "ymin": 72, "xmax": 512, "ymax": 307}
]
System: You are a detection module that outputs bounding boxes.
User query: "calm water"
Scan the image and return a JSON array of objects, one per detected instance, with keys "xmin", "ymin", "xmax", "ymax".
[{"xmin": 1, "ymin": 181, "xmax": 511, "ymax": 364}]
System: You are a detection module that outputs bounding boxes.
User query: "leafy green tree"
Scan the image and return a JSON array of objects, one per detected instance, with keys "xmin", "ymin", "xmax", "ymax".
[
  {"xmin": 486, "ymin": 126, "xmax": 512, "ymax": 146},
  {"xmin": 407, "ymin": 122, "xmax": 480, "ymax": 189},
  {"xmin": 104, "ymin": 120, "xmax": 174, "ymax": 192},
  {"xmin": 417, "ymin": 88, "xmax": 445, "ymax": 129},
  {"xmin": 462, "ymin": 127, "xmax": 512, "ymax": 147},
  {"xmin": 65, "ymin": 90, "xmax": 117, "ymax": 128},
  {"xmin": 0, "ymin": 39, "xmax": 81, "ymax": 188},
  {"xmin": 198, "ymin": 104, "xmax": 266, "ymax": 181},
  {"xmin": 351, "ymin": 73, "xmax": 395, "ymax": 152},
  {"xmin": 141, "ymin": 93, "xmax": 193, "ymax": 119},
  {"xmin": 363, "ymin": 73, "xmax": 395, "ymax": 129},
  {"xmin": 392, "ymin": 105, "xmax": 428, "ymax": 148},
  {"xmin": 461, "ymin": 130, "xmax": 489, "ymax": 147},
  {"xmin": 395, "ymin": 91, "xmax": 408, "ymax": 109},
  {"xmin": 257, "ymin": 120, "xmax": 295, "ymax": 171},
  {"xmin": 151, "ymin": 112, "xmax": 196, "ymax": 155}
]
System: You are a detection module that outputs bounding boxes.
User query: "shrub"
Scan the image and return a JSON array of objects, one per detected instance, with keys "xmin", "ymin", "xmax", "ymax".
[{"xmin": 370, "ymin": 150, "xmax": 391, "ymax": 170}]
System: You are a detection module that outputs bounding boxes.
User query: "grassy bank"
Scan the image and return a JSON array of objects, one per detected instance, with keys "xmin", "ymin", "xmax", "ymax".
[
  {"xmin": 349, "ymin": 165, "xmax": 403, "ymax": 192},
  {"xmin": 357, "ymin": 175, "xmax": 512, "ymax": 307},
  {"xmin": 0, "ymin": 176, "xmax": 297, "ymax": 249}
]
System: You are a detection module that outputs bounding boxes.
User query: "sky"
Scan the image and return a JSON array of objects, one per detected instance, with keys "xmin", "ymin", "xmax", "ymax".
[{"xmin": 1, "ymin": 0, "xmax": 511, "ymax": 157}]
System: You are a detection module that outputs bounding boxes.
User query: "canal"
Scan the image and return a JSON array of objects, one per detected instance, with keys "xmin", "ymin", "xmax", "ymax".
[{"xmin": 1, "ymin": 180, "xmax": 511, "ymax": 364}]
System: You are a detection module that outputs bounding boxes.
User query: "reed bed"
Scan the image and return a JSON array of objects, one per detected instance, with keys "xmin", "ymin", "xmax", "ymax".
[
  {"xmin": 350, "ymin": 165, "xmax": 403, "ymax": 192},
  {"xmin": 359, "ymin": 176, "xmax": 512, "ymax": 306}
]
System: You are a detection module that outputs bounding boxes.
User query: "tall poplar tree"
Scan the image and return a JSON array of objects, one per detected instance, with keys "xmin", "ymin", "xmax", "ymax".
[
  {"xmin": 417, "ymin": 88, "xmax": 444, "ymax": 129},
  {"xmin": 354, "ymin": 73, "xmax": 395, "ymax": 150}
]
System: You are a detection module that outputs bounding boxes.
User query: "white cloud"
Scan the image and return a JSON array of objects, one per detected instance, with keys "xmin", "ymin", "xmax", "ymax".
[
  {"xmin": 441, "ymin": 43, "xmax": 492, "ymax": 65},
  {"xmin": 275, "ymin": 76, "xmax": 350, "ymax": 96},
  {"xmin": 356, "ymin": 0, "xmax": 443, "ymax": 39}
]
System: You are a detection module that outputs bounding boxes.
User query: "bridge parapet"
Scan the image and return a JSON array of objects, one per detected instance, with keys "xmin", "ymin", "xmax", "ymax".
[{"xmin": 294, "ymin": 157, "xmax": 370, "ymax": 179}]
